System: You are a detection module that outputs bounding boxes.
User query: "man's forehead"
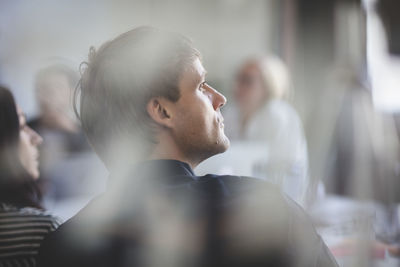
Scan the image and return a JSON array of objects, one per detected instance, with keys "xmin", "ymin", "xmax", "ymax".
[
  {"xmin": 188, "ymin": 58, "xmax": 206, "ymax": 84},
  {"xmin": 193, "ymin": 58, "xmax": 206, "ymax": 77},
  {"xmin": 180, "ymin": 57, "xmax": 207, "ymax": 89}
]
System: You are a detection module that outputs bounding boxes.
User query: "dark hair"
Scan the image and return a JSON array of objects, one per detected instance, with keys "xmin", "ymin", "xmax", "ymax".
[
  {"xmin": 0, "ymin": 86, "xmax": 42, "ymax": 209},
  {"xmin": 376, "ymin": 0, "xmax": 400, "ymax": 55},
  {"xmin": 74, "ymin": 26, "xmax": 200, "ymax": 165}
]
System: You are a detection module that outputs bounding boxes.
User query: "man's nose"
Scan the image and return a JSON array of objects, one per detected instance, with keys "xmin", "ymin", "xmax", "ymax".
[{"xmin": 209, "ymin": 86, "xmax": 227, "ymax": 110}]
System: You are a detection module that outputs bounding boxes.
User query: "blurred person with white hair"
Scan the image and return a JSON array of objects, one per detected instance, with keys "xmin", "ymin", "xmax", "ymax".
[
  {"xmin": 31, "ymin": 64, "xmax": 81, "ymax": 135},
  {"xmin": 224, "ymin": 56, "xmax": 309, "ymax": 206},
  {"xmin": 28, "ymin": 64, "xmax": 107, "ymax": 220},
  {"xmin": 37, "ymin": 27, "xmax": 337, "ymax": 267}
]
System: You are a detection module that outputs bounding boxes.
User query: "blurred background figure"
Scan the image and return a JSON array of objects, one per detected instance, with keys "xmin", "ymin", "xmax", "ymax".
[
  {"xmin": 304, "ymin": 1, "xmax": 400, "ymax": 264},
  {"xmin": 369, "ymin": 0, "xmax": 400, "ymax": 259},
  {"xmin": 30, "ymin": 64, "xmax": 81, "ymax": 134},
  {"xmin": 28, "ymin": 64, "xmax": 107, "ymax": 220},
  {"xmin": 223, "ymin": 55, "xmax": 309, "ymax": 206},
  {"xmin": 0, "ymin": 86, "xmax": 60, "ymax": 267},
  {"xmin": 376, "ymin": 0, "xmax": 400, "ymax": 56},
  {"xmin": 307, "ymin": 64, "xmax": 400, "ymax": 265}
]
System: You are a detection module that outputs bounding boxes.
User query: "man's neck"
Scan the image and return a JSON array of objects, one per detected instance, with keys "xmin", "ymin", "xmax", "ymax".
[
  {"xmin": 149, "ymin": 134, "xmax": 197, "ymax": 169},
  {"xmin": 149, "ymin": 153, "xmax": 195, "ymax": 170}
]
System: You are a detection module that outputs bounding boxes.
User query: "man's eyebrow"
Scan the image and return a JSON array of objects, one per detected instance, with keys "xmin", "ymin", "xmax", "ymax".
[
  {"xmin": 198, "ymin": 70, "xmax": 207, "ymax": 83},
  {"xmin": 191, "ymin": 70, "xmax": 207, "ymax": 86}
]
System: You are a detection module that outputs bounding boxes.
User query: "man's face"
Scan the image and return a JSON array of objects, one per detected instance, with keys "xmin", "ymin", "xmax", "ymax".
[{"xmin": 170, "ymin": 57, "xmax": 230, "ymax": 166}]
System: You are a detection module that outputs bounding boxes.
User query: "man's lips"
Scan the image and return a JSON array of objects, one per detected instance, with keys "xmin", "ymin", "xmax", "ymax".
[{"xmin": 217, "ymin": 117, "xmax": 224, "ymax": 128}]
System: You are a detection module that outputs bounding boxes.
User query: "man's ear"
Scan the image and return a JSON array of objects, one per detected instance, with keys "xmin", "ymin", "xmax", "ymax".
[{"xmin": 146, "ymin": 97, "xmax": 174, "ymax": 128}]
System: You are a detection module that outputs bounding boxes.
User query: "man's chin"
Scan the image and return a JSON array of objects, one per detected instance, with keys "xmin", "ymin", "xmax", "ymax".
[{"xmin": 217, "ymin": 135, "xmax": 230, "ymax": 154}]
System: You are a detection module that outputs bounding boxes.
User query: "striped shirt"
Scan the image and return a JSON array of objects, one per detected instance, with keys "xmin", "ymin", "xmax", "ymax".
[{"xmin": 0, "ymin": 203, "xmax": 61, "ymax": 267}]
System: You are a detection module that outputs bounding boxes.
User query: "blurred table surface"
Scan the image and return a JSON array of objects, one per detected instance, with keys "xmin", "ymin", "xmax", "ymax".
[{"xmin": 309, "ymin": 195, "xmax": 400, "ymax": 267}]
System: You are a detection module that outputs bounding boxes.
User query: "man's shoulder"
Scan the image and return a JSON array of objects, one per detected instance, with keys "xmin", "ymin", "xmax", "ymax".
[
  {"xmin": 37, "ymin": 177, "xmax": 338, "ymax": 267},
  {"xmin": 197, "ymin": 174, "xmax": 281, "ymax": 194},
  {"xmin": 189, "ymin": 174, "xmax": 290, "ymax": 209},
  {"xmin": 194, "ymin": 174, "xmax": 309, "ymax": 219}
]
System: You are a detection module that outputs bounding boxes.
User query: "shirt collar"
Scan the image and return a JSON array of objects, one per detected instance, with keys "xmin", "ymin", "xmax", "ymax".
[{"xmin": 134, "ymin": 159, "xmax": 195, "ymax": 177}]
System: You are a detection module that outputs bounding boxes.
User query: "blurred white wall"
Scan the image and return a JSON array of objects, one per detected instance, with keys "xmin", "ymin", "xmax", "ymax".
[
  {"xmin": 364, "ymin": 0, "xmax": 400, "ymax": 113},
  {"xmin": 0, "ymin": 0, "xmax": 276, "ymax": 118}
]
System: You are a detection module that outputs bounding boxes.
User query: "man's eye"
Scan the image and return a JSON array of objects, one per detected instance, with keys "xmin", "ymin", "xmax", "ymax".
[{"xmin": 199, "ymin": 82, "xmax": 206, "ymax": 90}]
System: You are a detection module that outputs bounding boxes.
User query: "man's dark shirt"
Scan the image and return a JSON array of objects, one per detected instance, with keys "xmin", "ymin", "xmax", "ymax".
[{"xmin": 37, "ymin": 160, "xmax": 337, "ymax": 267}]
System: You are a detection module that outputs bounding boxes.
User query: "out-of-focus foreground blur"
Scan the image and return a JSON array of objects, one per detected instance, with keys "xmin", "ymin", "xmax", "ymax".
[{"xmin": 1, "ymin": 0, "xmax": 400, "ymax": 266}]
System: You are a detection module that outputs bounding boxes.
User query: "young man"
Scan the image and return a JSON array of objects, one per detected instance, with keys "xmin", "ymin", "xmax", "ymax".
[{"xmin": 37, "ymin": 27, "xmax": 338, "ymax": 267}]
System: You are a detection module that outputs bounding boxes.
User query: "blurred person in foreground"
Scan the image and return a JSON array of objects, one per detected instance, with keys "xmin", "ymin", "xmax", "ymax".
[
  {"xmin": 224, "ymin": 56, "xmax": 309, "ymax": 206},
  {"xmin": 29, "ymin": 64, "xmax": 107, "ymax": 220},
  {"xmin": 0, "ymin": 86, "xmax": 61, "ymax": 266},
  {"xmin": 37, "ymin": 27, "xmax": 338, "ymax": 267}
]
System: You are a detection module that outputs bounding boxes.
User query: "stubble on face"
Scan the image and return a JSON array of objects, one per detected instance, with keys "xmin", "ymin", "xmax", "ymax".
[{"xmin": 171, "ymin": 58, "xmax": 229, "ymax": 166}]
